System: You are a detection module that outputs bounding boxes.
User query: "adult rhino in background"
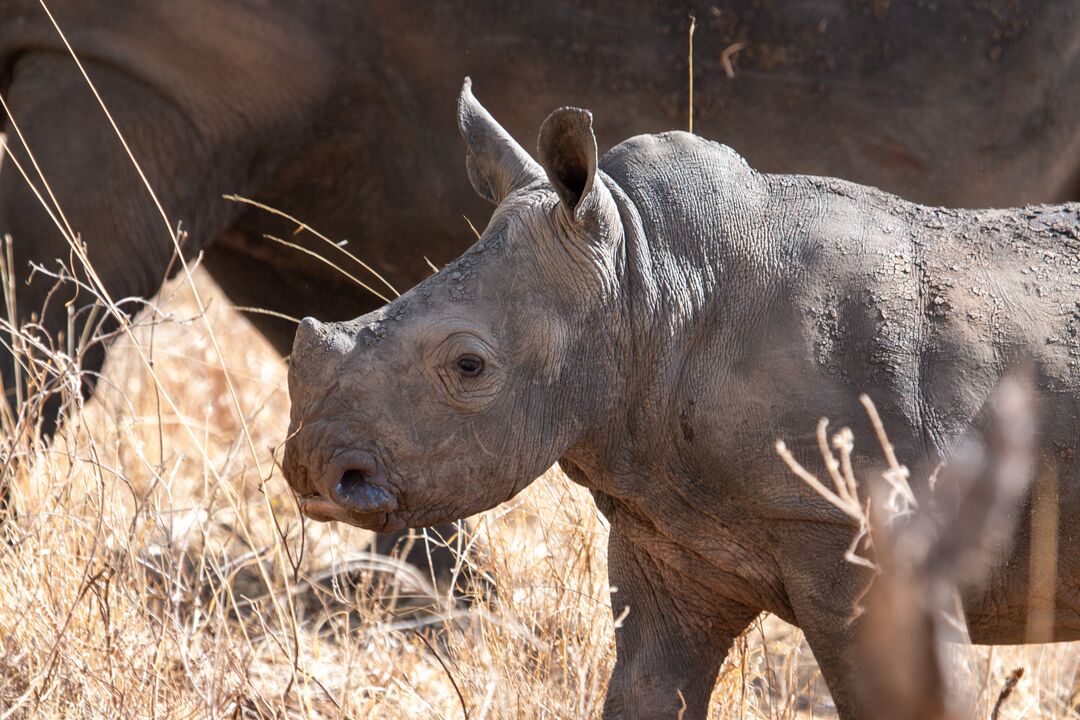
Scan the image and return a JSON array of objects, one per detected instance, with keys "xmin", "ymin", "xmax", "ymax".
[
  {"xmin": 283, "ymin": 80, "xmax": 1080, "ymax": 719},
  {"xmin": 2, "ymin": 2, "xmax": 1080, "ymax": 577},
  {"xmin": 3, "ymin": 1, "xmax": 1080, "ymax": 401}
]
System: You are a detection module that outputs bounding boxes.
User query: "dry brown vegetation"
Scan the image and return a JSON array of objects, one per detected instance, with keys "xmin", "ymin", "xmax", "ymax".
[
  {"xmin": 0, "ymin": 9, "xmax": 1077, "ymax": 712},
  {"xmin": 0, "ymin": 267, "xmax": 1074, "ymax": 718}
]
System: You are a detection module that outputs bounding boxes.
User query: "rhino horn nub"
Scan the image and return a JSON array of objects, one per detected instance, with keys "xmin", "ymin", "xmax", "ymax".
[{"xmin": 458, "ymin": 77, "xmax": 543, "ymax": 205}]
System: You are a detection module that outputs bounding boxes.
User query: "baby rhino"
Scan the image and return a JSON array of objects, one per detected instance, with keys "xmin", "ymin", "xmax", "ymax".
[{"xmin": 284, "ymin": 80, "xmax": 1080, "ymax": 719}]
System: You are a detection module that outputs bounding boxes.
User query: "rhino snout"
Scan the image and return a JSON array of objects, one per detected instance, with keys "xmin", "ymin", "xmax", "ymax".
[
  {"xmin": 295, "ymin": 448, "xmax": 400, "ymax": 527},
  {"xmin": 327, "ymin": 452, "xmax": 398, "ymax": 515}
]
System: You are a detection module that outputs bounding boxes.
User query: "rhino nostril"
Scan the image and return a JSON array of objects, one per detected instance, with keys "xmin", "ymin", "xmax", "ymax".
[
  {"xmin": 338, "ymin": 468, "xmax": 369, "ymax": 491},
  {"xmin": 334, "ymin": 468, "xmax": 397, "ymax": 514}
]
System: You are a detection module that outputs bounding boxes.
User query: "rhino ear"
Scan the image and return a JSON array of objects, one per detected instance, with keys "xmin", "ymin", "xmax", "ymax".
[
  {"xmin": 458, "ymin": 78, "xmax": 543, "ymax": 205},
  {"xmin": 537, "ymin": 107, "xmax": 598, "ymax": 222}
]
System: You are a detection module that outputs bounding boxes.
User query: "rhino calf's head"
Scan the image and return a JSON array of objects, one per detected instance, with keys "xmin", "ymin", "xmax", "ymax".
[{"xmin": 283, "ymin": 79, "xmax": 626, "ymax": 531}]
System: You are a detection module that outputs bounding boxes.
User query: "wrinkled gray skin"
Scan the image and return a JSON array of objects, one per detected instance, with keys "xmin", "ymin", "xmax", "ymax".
[{"xmin": 285, "ymin": 82, "xmax": 1080, "ymax": 719}]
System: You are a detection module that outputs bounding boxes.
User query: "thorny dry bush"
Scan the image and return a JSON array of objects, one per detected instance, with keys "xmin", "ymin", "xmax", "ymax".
[{"xmin": 779, "ymin": 387, "xmax": 1080, "ymax": 720}]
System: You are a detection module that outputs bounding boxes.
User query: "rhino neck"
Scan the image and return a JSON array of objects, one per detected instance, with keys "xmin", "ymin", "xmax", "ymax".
[
  {"xmin": 561, "ymin": 138, "xmax": 808, "ymax": 498},
  {"xmin": 598, "ymin": 131, "xmax": 791, "ymax": 351}
]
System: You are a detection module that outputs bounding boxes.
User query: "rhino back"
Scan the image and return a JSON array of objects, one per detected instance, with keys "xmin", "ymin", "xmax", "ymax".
[
  {"xmin": 762, "ymin": 178, "xmax": 1080, "ymax": 462},
  {"xmin": 915, "ymin": 204, "xmax": 1080, "ymax": 445}
]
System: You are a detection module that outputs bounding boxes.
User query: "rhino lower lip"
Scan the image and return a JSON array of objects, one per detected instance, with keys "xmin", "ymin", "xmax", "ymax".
[
  {"xmin": 297, "ymin": 494, "xmax": 343, "ymax": 520},
  {"xmin": 333, "ymin": 468, "xmax": 398, "ymax": 513},
  {"xmin": 298, "ymin": 493, "xmax": 389, "ymax": 528}
]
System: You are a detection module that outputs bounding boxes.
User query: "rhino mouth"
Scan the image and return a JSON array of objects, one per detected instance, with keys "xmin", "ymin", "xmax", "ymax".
[
  {"xmin": 296, "ymin": 450, "xmax": 402, "ymax": 530},
  {"xmin": 297, "ymin": 492, "xmax": 389, "ymax": 528}
]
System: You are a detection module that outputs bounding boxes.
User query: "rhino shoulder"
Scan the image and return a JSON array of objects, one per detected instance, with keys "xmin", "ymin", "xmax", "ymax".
[
  {"xmin": 598, "ymin": 131, "xmax": 765, "ymax": 228},
  {"xmin": 601, "ymin": 130, "xmax": 753, "ymax": 179}
]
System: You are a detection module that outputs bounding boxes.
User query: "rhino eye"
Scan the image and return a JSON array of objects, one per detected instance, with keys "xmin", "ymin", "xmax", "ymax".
[{"xmin": 456, "ymin": 354, "xmax": 484, "ymax": 378}]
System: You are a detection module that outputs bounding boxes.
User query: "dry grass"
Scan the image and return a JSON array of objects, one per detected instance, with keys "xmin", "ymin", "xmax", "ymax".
[
  {"xmin": 0, "ymin": 8, "xmax": 1076, "ymax": 710},
  {"xmin": 0, "ymin": 268, "xmax": 1073, "ymax": 719}
]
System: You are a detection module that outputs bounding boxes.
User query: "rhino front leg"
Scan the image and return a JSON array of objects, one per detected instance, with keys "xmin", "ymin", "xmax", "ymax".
[
  {"xmin": 784, "ymin": 558, "xmax": 872, "ymax": 720},
  {"xmin": 602, "ymin": 527, "xmax": 758, "ymax": 720}
]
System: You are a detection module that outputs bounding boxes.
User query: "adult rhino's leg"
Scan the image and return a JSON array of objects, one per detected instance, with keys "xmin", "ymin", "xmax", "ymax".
[
  {"xmin": 602, "ymin": 527, "xmax": 757, "ymax": 720},
  {"xmin": 0, "ymin": 53, "xmax": 243, "ymax": 434}
]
